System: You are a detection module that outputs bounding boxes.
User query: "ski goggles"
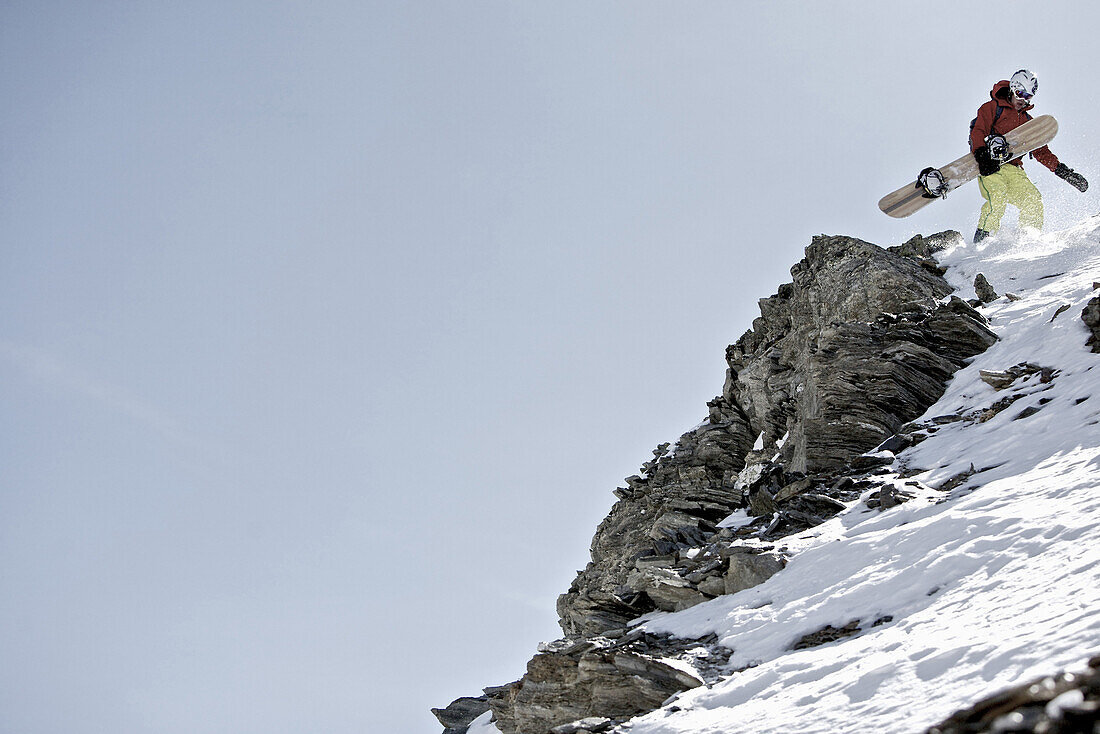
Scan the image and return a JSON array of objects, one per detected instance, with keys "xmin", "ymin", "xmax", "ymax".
[{"xmin": 1013, "ymin": 88, "xmax": 1035, "ymax": 101}]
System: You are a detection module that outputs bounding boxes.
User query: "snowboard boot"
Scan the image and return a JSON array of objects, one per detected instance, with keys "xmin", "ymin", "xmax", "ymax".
[{"xmin": 974, "ymin": 228, "xmax": 991, "ymax": 244}]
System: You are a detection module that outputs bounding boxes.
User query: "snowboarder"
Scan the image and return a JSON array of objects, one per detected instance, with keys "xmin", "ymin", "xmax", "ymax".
[{"xmin": 970, "ymin": 70, "xmax": 1088, "ymax": 243}]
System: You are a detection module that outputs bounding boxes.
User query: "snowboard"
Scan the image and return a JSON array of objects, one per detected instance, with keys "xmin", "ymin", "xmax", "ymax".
[{"xmin": 878, "ymin": 114, "xmax": 1059, "ymax": 218}]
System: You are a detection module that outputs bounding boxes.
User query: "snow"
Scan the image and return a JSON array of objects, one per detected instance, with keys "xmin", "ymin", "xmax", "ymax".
[
  {"xmin": 732, "ymin": 462, "xmax": 767, "ymax": 492},
  {"xmin": 1047, "ymin": 688, "xmax": 1086, "ymax": 719},
  {"xmin": 716, "ymin": 509, "xmax": 754, "ymax": 530},
  {"xmin": 466, "ymin": 711, "xmax": 500, "ymax": 733},
  {"xmin": 615, "ymin": 221, "xmax": 1100, "ymax": 733}
]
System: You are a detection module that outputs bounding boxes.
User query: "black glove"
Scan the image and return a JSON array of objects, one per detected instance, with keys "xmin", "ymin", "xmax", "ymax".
[
  {"xmin": 974, "ymin": 146, "xmax": 1001, "ymax": 177},
  {"xmin": 1055, "ymin": 163, "xmax": 1088, "ymax": 192}
]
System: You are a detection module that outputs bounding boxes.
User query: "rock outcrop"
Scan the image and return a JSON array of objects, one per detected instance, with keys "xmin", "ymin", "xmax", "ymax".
[
  {"xmin": 432, "ymin": 697, "xmax": 492, "ymax": 734},
  {"xmin": 436, "ymin": 232, "xmax": 1001, "ymax": 734},
  {"xmin": 484, "ymin": 634, "xmax": 715, "ymax": 734},
  {"xmin": 556, "ymin": 232, "xmax": 996, "ymax": 642}
]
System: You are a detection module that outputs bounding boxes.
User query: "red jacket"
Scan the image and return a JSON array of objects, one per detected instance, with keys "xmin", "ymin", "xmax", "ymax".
[{"xmin": 970, "ymin": 80, "xmax": 1059, "ymax": 172}]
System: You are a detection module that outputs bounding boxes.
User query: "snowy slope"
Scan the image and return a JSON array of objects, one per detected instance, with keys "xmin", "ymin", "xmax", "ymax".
[
  {"xmin": 620, "ymin": 220, "xmax": 1100, "ymax": 733},
  {"xmin": 468, "ymin": 219, "xmax": 1100, "ymax": 734}
]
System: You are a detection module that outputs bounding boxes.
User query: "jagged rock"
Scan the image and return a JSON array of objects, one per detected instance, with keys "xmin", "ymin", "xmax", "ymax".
[
  {"xmin": 890, "ymin": 231, "xmax": 960, "ymax": 260},
  {"xmin": 487, "ymin": 639, "xmax": 704, "ymax": 734},
  {"xmin": 500, "ymin": 233, "xmax": 1002, "ymax": 731},
  {"xmin": 556, "ymin": 589, "xmax": 648, "ymax": 640},
  {"xmin": 697, "ymin": 575, "xmax": 727, "ymax": 597},
  {"xmin": 723, "ymin": 548, "xmax": 785, "ymax": 594},
  {"xmin": 974, "ymin": 273, "xmax": 998, "ymax": 303},
  {"xmin": 727, "ymin": 237, "xmax": 995, "ymax": 475},
  {"xmin": 874, "ymin": 433, "xmax": 914, "ymax": 454},
  {"xmin": 978, "ymin": 394, "xmax": 1026, "ymax": 423},
  {"xmin": 442, "ymin": 233, "xmax": 1012, "ymax": 734},
  {"xmin": 791, "ymin": 619, "xmax": 862, "ymax": 650},
  {"xmin": 646, "ymin": 510, "xmax": 712, "ymax": 547},
  {"xmin": 865, "ymin": 483, "xmax": 914, "ymax": 510},
  {"xmin": 980, "ymin": 369, "xmax": 1019, "ymax": 390},
  {"xmin": 851, "ymin": 450, "xmax": 895, "ymax": 470},
  {"xmin": 888, "ymin": 233, "xmax": 953, "ymax": 276},
  {"xmin": 938, "ymin": 464, "xmax": 978, "ymax": 491},
  {"xmin": 774, "ymin": 477, "xmax": 814, "ymax": 503},
  {"xmin": 974, "ymin": 364, "xmax": 1057, "ymax": 418},
  {"xmin": 746, "ymin": 485, "xmax": 778, "ymax": 517},
  {"xmin": 625, "ymin": 566, "xmax": 708, "ymax": 612},
  {"xmin": 432, "ymin": 696, "xmax": 491, "ymax": 734},
  {"xmin": 640, "ymin": 443, "xmax": 671, "ymax": 477},
  {"xmin": 738, "ymin": 474, "xmax": 854, "ymax": 537},
  {"xmin": 784, "ymin": 492, "xmax": 847, "ymax": 519},
  {"xmin": 559, "ymin": 457, "xmax": 749, "ymax": 637},
  {"xmin": 742, "ymin": 463, "xmax": 836, "ymax": 525},
  {"xmin": 681, "ymin": 553, "xmax": 724, "ymax": 582},
  {"xmin": 633, "ymin": 554, "xmax": 676, "ymax": 570},
  {"xmin": 1083, "ymin": 295, "xmax": 1100, "ymax": 353}
]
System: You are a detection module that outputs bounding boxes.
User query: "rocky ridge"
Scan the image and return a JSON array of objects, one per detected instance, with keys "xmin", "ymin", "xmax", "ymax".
[{"xmin": 434, "ymin": 232, "xmax": 1005, "ymax": 734}]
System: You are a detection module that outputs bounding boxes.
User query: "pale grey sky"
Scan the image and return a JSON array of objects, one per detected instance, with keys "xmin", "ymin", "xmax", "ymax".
[{"xmin": 3, "ymin": 3, "xmax": 1100, "ymax": 733}]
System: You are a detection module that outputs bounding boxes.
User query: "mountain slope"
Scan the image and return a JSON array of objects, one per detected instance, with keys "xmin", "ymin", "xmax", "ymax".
[{"xmin": 449, "ymin": 218, "xmax": 1100, "ymax": 734}]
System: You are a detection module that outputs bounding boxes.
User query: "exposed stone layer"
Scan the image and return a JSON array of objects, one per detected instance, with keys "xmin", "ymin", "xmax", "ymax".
[{"xmin": 556, "ymin": 233, "xmax": 996, "ymax": 641}]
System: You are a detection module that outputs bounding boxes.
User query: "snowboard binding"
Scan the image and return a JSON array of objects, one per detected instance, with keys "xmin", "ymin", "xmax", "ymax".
[
  {"xmin": 984, "ymin": 134, "xmax": 1012, "ymax": 164},
  {"xmin": 918, "ymin": 167, "xmax": 949, "ymax": 199}
]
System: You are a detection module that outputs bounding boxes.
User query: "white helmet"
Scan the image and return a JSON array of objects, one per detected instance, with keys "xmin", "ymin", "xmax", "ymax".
[{"xmin": 1009, "ymin": 69, "xmax": 1038, "ymax": 101}]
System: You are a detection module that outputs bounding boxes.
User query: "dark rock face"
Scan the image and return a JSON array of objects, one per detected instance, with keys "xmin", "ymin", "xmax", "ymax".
[
  {"xmin": 724, "ymin": 234, "xmax": 995, "ymax": 475},
  {"xmin": 925, "ymin": 652, "xmax": 1100, "ymax": 733},
  {"xmin": 1083, "ymin": 295, "xmax": 1100, "ymax": 353},
  {"xmin": 557, "ymin": 233, "xmax": 996, "ymax": 640},
  {"xmin": 557, "ymin": 460, "xmax": 751, "ymax": 637},
  {"xmin": 724, "ymin": 547, "xmax": 785, "ymax": 593}
]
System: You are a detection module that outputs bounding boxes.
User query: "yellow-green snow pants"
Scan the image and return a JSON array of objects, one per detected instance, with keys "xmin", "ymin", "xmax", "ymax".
[{"xmin": 977, "ymin": 164, "xmax": 1043, "ymax": 234}]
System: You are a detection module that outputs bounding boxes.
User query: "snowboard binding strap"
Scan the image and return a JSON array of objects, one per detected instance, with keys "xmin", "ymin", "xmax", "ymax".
[
  {"xmin": 918, "ymin": 167, "xmax": 949, "ymax": 199},
  {"xmin": 985, "ymin": 134, "xmax": 1012, "ymax": 164}
]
